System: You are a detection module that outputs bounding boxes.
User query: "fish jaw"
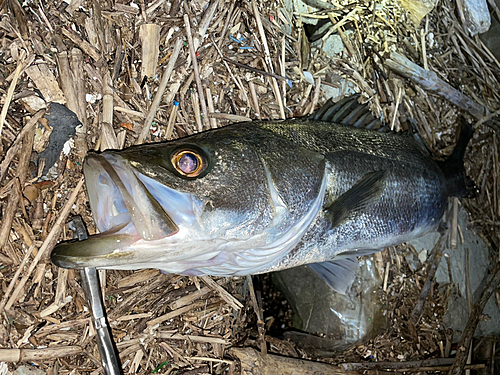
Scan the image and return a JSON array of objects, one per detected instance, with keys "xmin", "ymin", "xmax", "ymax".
[{"xmin": 51, "ymin": 152, "xmax": 200, "ymax": 269}]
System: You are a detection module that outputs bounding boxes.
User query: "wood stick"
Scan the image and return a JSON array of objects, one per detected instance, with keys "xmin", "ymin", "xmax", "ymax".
[
  {"xmin": 309, "ymin": 76, "xmax": 322, "ymax": 115},
  {"xmin": 147, "ymin": 301, "xmax": 206, "ymax": 328},
  {"xmin": 448, "ymin": 264, "xmax": 500, "ymax": 375},
  {"xmin": 0, "ymin": 110, "xmax": 45, "ymax": 183},
  {"xmin": 165, "ymin": 102, "xmax": 178, "ymax": 139},
  {"xmin": 385, "ymin": 52, "xmax": 488, "ymax": 120},
  {"xmin": 251, "ymin": 0, "xmax": 285, "ymax": 119},
  {"xmin": 25, "ymin": 64, "xmax": 66, "ymax": 104},
  {"xmin": 184, "ymin": 14, "xmax": 209, "ymax": 128},
  {"xmin": 137, "ymin": 38, "xmax": 183, "ymax": 144},
  {"xmin": 4, "ymin": 177, "xmax": 84, "ymax": 310},
  {"xmin": 70, "ymin": 48, "xmax": 88, "ymax": 155},
  {"xmin": 101, "ymin": 71, "xmax": 119, "ymax": 151},
  {"xmin": 60, "ymin": 28, "xmax": 103, "ymax": 63},
  {"xmin": 248, "ymin": 81, "xmax": 260, "ymax": 118},
  {"xmin": 209, "ymin": 113, "xmax": 252, "ymax": 122},
  {"xmin": 192, "ymin": 90, "xmax": 203, "ymax": 132},
  {"xmin": 200, "ymin": 275, "xmax": 243, "ymax": 310},
  {"xmin": 223, "ymin": 57, "xmax": 289, "ymax": 82},
  {"xmin": 0, "ymin": 346, "xmax": 83, "ymax": 362},
  {"xmin": 0, "ymin": 125, "xmax": 35, "ymax": 251},
  {"xmin": 210, "ymin": 40, "xmax": 250, "ymax": 104},
  {"xmin": 158, "ymin": 332, "xmax": 228, "ymax": 345},
  {"xmin": 140, "ymin": 24, "xmax": 160, "ymax": 79},
  {"xmin": 35, "ymin": 317, "xmax": 91, "ymax": 337},
  {"xmin": 0, "ymin": 244, "xmax": 36, "ymax": 312},
  {"xmin": 195, "ymin": 0, "xmax": 219, "ymax": 51},
  {"xmin": 0, "ymin": 50, "xmax": 26, "ymax": 147},
  {"xmin": 168, "ymin": 286, "xmax": 212, "ymax": 310},
  {"xmin": 57, "ymin": 51, "xmax": 79, "ymax": 118},
  {"xmin": 114, "ymin": 106, "xmax": 145, "ymax": 118},
  {"xmin": 230, "ymin": 347, "xmax": 361, "ymax": 375},
  {"xmin": 205, "ymin": 87, "xmax": 218, "ymax": 129}
]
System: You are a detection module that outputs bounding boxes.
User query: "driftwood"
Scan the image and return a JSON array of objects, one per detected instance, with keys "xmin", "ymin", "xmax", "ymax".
[
  {"xmin": 230, "ymin": 347, "xmax": 361, "ymax": 375},
  {"xmin": 341, "ymin": 357, "xmax": 485, "ymax": 372},
  {"xmin": 385, "ymin": 52, "xmax": 489, "ymax": 119}
]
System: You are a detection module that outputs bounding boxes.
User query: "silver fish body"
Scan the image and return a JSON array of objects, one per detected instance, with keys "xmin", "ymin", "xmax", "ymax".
[{"xmin": 52, "ymin": 111, "xmax": 458, "ymax": 292}]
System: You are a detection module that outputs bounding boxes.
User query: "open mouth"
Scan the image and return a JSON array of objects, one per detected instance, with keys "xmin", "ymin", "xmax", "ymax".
[{"xmin": 51, "ymin": 152, "xmax": 196, "ymax": 269}]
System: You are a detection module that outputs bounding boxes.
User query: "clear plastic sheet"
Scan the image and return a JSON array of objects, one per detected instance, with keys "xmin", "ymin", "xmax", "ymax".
[{"xmin": 273, "ymin": 256, "xmax": 386, "ymax": 352}]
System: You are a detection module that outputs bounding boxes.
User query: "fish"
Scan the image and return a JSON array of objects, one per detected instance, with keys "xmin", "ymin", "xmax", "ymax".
[{"xmin": 51, "ymin": 95, "xmax": 473, "ymax": 293}]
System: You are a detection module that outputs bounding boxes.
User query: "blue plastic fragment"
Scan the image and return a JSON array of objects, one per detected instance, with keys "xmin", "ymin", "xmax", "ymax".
[
  {"xmin": 239, "ymin": 46, "xmax": 254, "ymax": 50},
  {"xmin": 229, "ymin": 35, "xmax": 244, "ymax": 44},
  {"xmin": 287, "ymin": 79, "xmax": 293, "ymax": 88},
  {"xmin": 174, "ymin": 100, "xmax": 179, "ymax": 106}
]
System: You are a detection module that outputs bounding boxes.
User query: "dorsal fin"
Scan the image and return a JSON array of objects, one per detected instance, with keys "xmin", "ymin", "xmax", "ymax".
[{"xmin": 310, "ymin": 94, "xmax": 385, "ymax": 131}]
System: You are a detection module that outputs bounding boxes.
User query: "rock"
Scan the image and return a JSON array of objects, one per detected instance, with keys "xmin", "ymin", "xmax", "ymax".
[
  {"xmin": 408, "ymin": 206, "xmax": 500, "ymax": 341},
  {"xmin": 462, "ymin": 0, "xmax": 491, "ymax": 36},
  {"xmin": 284, "ymin": 0, "xmax": 320, "ymax": 25},
  {"xmin": 13, "ymin": 366, "xmax": 45, "ymax": 375},
  {"xmin": 480, "ymin": 10, "xmax": 500, "ymax": 62},
  {"xmin": 398, "ymin": 0, "xmax": 438, "ymax": 26}
]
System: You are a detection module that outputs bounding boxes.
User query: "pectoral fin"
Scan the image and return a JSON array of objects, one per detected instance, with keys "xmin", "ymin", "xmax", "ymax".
[
  {"xmin": 324, "ymin": 170, "xmax": 387, "ymax": 229},
  {"xmin": 307, "ymin": 258, "xmax": 359, "ymax": 294}
]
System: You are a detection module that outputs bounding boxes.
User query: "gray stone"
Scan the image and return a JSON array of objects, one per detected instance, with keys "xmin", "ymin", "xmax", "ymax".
[
  {"xmin": 289, "ymin": 0, "xmax": 320, "ymax": 25},
  {"xmin": 314, "ymin": 34, "xmax": 344, "ymax": 58},
  {"xmin": 321, "ymin": 80, "xmax": 356, "ymax": 102},
  {"xmin": 480, "ymin": 11, "xmax": 500, "ymax": 62},
  {"xmin": 410, "ymin": 206, "xmax": 500, "ymax": 340},
  {"xmin": 13, "ymin": 366, "xmax": 45, "ymax": 375},
  {"xmin": 462, "ymin": 0, "xmax": 491, "ymax": 36}
]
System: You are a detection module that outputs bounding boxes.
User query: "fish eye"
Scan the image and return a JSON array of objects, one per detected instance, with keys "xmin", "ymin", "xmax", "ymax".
[{"xmin": 171, "ymin": 149, "xmax": 207, "ymax": 177}]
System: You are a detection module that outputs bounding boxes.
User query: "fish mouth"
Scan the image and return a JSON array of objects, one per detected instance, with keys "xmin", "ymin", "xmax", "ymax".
[{"xmin": 51, "ymin": 152, "xmax": 186, "ymax": 269}]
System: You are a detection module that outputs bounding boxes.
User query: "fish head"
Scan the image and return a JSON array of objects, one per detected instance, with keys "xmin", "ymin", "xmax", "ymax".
[{"xmin": 51, "ymin": 125, "xmax": 327, "ymax": 274}]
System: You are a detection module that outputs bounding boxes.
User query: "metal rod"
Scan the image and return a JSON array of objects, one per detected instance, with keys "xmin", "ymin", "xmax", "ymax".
[{"xmin": 69, "ymin": 217, "xmax": 122, "ymax": 375}]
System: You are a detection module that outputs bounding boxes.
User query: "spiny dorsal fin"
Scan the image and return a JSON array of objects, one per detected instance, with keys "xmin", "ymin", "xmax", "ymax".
[{"xmin": 310, "ymin": 94, "xmax": 386, "ymax": 131}]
